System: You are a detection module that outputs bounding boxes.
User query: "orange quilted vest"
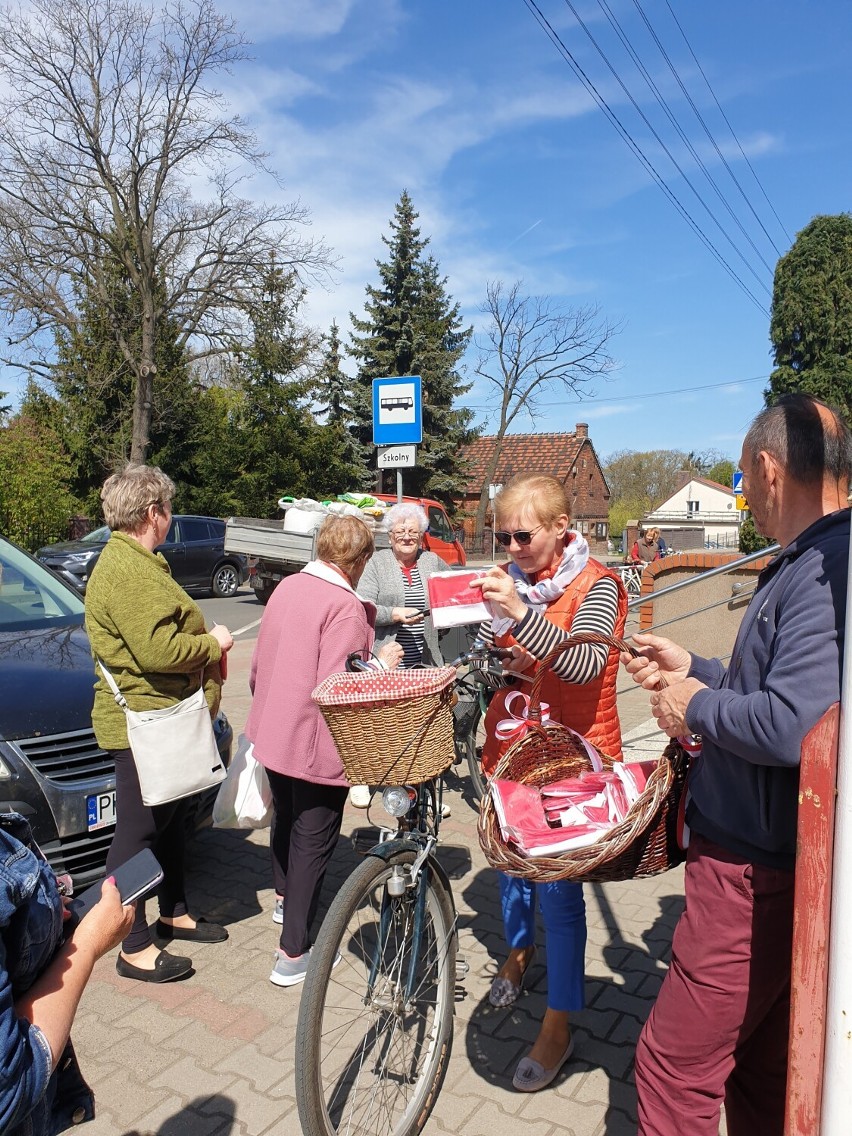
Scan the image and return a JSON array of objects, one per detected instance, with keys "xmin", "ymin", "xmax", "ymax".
[{"xmin": 480, "ymin": 558, "xmax": 628, "ymax": 776}]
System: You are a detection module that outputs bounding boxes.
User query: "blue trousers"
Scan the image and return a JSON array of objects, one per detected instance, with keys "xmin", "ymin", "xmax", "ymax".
[{"xmin": 499, "ymin": 872, "xmax": 587, "ymax": 1012}]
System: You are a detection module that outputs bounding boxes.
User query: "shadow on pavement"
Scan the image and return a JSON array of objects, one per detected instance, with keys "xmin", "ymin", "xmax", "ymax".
[
  {"xmin": 458, "ymin": 867, "xmax": 683, "ymax": 1132},
  {"xmin": 124, "ymin": 1093, "xmax": 236, "ymax": 1134}
]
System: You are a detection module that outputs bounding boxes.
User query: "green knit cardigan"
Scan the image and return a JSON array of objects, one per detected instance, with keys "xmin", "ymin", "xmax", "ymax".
[{"xmin": 84, "ymin": 531, "xmax": 223, "ymax": 751}]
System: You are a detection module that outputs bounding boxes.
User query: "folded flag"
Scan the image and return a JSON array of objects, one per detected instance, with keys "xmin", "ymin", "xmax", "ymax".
[
  {"xmin": 490, "ymin": 759, "xmax": 659, "ymax": 857},
  {"xmin": 427, "ymin": 570, "xmax": 494, "ymax": 628}
]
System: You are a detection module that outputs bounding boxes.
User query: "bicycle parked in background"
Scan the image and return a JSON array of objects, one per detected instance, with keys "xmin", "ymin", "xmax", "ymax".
[{"xmin": 295, "ymin": 640, "xmax": 510, "ymax": 1136}]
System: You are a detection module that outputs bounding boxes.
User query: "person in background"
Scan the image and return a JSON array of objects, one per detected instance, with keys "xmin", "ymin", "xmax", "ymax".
[
  {"xmin": 473, "ymin": 473, "xmax": 627, "ymax": 1092},
  {"xmin": 0, "ymin": 812, "xmax": 135, "ymax": 1135},
  {"xmin": 621, "ymin": 394, "xmax": 852, "ymax": 1136},
  {"xmin": 245, "ymin": 515, "xmax": 402, "ymax": 988},
  {"xmin": 629, "ymin": 527, "xmax": 662, "ymax": 564},
  {"xmin": 85, "ymin": 464, "xmax": 233, "ymax": 984},
  {"xmin": 353, "ymin": 502, "xmax": 450, "ymax": 809}
]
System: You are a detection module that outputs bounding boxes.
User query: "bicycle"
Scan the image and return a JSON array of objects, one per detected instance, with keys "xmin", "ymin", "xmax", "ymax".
[
  {"xmin": 295, "ymin": 640, "xmax": 511, "ymax": 1136},
  {"xmin": 451, "ymin": 637, "xmax": 508, "ymax": 802}
]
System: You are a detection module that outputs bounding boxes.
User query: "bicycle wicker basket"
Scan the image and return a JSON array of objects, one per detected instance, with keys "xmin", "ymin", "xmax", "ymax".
[
  {"xmin": 312, "ymin": 664, "xmax": 457, "ymax": 785},
  {"xmin": 477, "ymin": 632, "xmax": 690, "ymax": 884}
]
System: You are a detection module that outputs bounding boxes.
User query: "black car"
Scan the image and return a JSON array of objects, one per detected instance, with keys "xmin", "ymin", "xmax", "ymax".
[
  {"xmin": 0, "ymin": 535, "xmax": 232, "ymax": 888},
  {"xmin": 37, "ymin": 516, "xmax": 248, "ymax": 598}
]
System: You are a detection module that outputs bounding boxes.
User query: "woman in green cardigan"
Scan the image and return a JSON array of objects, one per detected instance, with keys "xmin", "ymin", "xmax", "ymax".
[{"xmin": 85, "ymin": 465, "xmax": 234, "ymax": 984}]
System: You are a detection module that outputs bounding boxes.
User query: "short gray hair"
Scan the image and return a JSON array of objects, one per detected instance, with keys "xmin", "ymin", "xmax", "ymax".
[
  {"xmin": 744, "ymin": 394, "xmax": 852, "ymax": 486},
  {"xmin": 101, "ymin": 464, "xmax": 175, "ymax": 533},
  {"xmin": 386, "ymin": 503, "xmax": 428, "ymax": 534}
]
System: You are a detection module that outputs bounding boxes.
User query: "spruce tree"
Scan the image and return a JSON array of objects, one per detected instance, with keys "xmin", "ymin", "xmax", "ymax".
[
  {"xmin": 769, "ymin": 213, "xmax": 852, "ymax": 421},
  {"xmin": 348, "ymin": 191, "xmax": 474, "ymax": 508}
]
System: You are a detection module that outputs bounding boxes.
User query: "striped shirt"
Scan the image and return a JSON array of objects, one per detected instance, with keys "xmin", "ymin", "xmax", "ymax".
[
  {"xmin": 396, "ymin": 563, "xmax": 428, "ymax": 668},
  {"xmin": 479, "ymin": 575, "xmax": 620, "ymax": 684}
]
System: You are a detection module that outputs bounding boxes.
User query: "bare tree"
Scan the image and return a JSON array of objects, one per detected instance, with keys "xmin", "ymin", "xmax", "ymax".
[
  {"xmin": 0, "ymin": 0, "xmax": 330, "ymax": 461},
  {"xmin": 472, "ymin": 280, "xmax": 619, "ymax": 539}
]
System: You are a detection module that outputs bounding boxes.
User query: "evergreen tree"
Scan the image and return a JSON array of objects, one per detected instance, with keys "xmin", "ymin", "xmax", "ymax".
[
  {"xmin": 348, "ymin": 191, "xmax": 474, "ymax": 509},
  {"xmin": 224, "ymin": 262, "xmax": 365, "ymax": 515},
  {"xmin": 769, "ymin": 213, "xmax": 852, "ymax": 420},
  {"xmin": 313, "ymin": 321, "xmax": 371, "ymax": 485}
]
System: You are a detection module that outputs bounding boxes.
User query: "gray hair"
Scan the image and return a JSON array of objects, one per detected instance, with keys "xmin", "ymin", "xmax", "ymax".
[
  {"xmin": 385, "ymin": 502, "xmax": 429, "ymax": 534},
  {"xmin": 744, "ymin": 394, "xmax": 852, "ymax": 486},
  {"xmin": 101, "ymin": 464, "xmax": 175, "ymax": 533}
]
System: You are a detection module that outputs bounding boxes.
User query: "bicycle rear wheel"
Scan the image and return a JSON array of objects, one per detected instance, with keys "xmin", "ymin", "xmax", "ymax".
[{"xmin": 296, "ymin": 848, "xmax": 456, "ymax": 1136}]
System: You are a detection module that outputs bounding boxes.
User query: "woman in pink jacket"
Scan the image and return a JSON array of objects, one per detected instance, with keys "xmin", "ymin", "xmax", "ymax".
[{"xmin": 245, "ymin": 515, "xmax": 402, "ymax": 988}]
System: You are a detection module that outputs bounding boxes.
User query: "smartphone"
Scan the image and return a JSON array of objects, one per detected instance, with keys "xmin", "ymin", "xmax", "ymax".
[{"xmin": 66, "ymin": 848, "xmax": 163, "ymax": 927}]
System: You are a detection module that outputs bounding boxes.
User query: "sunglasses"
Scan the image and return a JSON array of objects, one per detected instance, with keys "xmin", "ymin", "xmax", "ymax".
[{"xmin": 494, "ymin": 524, "xmax": 544, "ymax": 548}]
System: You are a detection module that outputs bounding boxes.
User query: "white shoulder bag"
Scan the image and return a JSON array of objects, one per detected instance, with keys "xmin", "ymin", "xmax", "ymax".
[{"xmin": 98, "ymin": 661, "xmax": 226, "ymax": 807}]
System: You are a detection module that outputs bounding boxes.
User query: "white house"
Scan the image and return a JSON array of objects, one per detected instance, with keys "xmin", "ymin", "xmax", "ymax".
[{"xmin": 644, "ymin": 474, "xmax": 741, "ymax": 550}]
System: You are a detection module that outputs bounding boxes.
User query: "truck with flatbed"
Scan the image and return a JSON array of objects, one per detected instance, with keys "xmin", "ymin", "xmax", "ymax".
[{"xmin": 224, "ymin": 495, "xmax": 466, "ymax": 603}]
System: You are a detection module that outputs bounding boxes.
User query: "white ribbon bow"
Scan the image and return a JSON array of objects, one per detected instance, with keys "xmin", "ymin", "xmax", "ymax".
[{"xmin": 494, "ymin": 691, "xmax": 551, "ymax": 741}]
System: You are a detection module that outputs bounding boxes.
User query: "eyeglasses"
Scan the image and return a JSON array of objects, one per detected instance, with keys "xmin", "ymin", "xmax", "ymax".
[
  {"xmin": 493, "ymin": 525, "xmax": 545, "ymax": 548},
  {"xmin": 391, "ymin": 529, "xmax": 420, "ymax": 539}
]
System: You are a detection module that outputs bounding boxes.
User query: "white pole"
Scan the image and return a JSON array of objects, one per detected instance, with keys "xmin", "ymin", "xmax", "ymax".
[{"xmin": 820, "ymin": 512, "xmax": 852, "ymax": 1131}]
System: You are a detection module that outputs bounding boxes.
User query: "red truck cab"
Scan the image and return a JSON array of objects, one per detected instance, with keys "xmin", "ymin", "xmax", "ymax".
[{"xmin": 373, "ymin": 494, "xmax": 466, "ymax": 566}]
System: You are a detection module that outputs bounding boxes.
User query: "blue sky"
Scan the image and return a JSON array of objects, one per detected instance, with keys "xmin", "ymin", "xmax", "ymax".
[{"xmin": 9, "ymin": 0, "xmax": 852, "ymax": 467}]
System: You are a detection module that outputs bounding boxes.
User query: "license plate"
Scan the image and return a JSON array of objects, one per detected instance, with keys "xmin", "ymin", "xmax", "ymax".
[{"xmin": 87, "ymin": 790, "xmax": 117, "ymax": 831}]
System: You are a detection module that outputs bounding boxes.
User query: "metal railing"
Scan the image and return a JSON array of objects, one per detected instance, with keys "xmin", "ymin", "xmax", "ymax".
[{"xmin": 626, "ymin": 542, "xmax": 780, "ymax": 615}]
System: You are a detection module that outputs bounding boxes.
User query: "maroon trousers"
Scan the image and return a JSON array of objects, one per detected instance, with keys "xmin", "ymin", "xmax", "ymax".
[{"xmin": 636, "ymin": 832, "xmax": 795, "ymax": 1136}]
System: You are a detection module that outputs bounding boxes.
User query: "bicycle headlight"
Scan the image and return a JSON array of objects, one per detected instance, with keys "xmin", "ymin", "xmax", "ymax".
[{"xmin": 381, "ymin": 786, "xmax": 416, "ymax": 818}]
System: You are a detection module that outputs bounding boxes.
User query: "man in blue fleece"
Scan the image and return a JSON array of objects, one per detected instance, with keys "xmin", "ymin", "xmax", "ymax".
[{"xmin": 622, "ymin": 393, "xmax": 852, "ymax": 1136}]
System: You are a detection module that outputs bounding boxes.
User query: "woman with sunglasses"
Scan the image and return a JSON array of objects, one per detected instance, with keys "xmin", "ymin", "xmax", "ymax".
[{"xmin": 473, "ymin": 473, "xmax": 627, "ymax": 1092}]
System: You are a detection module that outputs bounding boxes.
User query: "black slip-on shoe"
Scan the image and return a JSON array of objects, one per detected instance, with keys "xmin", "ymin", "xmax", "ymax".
[
  {"xmin": 115, "ymin": 950, "xmax": 193, "ymax": 983},
  {"xmin": 155, "ymin": 918, "xmax": 228, "ymax": 943}
]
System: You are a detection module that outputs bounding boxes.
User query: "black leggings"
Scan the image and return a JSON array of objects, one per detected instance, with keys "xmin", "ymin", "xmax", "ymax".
[
  {"xmin": 106, "ymin": 748, "xmax": 190, "ymax": 954},
  {"xmin": 267, "ymin": 770, "xmax": 349, "ymax": 957}
]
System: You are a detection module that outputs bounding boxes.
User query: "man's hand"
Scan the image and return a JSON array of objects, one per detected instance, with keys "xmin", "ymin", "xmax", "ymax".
[
  {"xmin": 620, "ymin": 632, "xmax": 692, "ymax": 690},
  {"xmin": 649, "ymin": 678, "xmax": 706, "ymax": 737}
]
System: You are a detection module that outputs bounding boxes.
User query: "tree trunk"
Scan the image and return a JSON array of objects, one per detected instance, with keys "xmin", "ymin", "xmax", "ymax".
[
  {"xmin": 474, "ymin": 438, "xmax": 506, "ymax": 545},
  {"xmin": 130, "ymin": 299, "xmax": 156, "ymax": 464}
]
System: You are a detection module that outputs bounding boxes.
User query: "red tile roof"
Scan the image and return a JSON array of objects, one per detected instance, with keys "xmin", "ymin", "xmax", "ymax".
[{"xmin": 460, "ymin": 431, "xmax": 589, "ymax": 494}]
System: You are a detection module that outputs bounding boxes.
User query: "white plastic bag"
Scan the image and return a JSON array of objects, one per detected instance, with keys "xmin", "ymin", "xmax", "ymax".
[{"xmin": 212, "ymin": 734, "xmax": 273, "ymax": 829}]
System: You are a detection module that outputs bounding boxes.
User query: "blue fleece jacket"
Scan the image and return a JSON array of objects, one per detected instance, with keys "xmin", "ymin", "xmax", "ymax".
[{"xmin": 684, "ymin": 507, "xmax": 849, "ymax": 870}]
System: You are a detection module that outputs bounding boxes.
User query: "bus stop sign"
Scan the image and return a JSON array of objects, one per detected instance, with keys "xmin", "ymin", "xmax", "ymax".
[{"xmin": 372, "ymin": 376, "xmax": 423, "ymax": 446}]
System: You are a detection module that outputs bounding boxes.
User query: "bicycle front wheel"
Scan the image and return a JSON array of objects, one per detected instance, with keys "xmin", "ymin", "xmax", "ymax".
[{"xmin": 296, "ymin": 849, "xmax": 457, "ymax": 1136}]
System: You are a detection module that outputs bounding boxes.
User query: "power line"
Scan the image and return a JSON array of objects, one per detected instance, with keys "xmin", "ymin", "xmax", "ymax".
[
  {"xmin": 520, "ymin": 0, "xmax": 770, "ymax": 317},
  {"xmin": 559, "ymin": 0, "xmax": 772, "ymax": 301},
  {"xmin": 661, "ymin": 0, "xmax": 792, "ymax": 249},
  {"xmin": 595, "ymin": 0, "xmax": 776, "ymax": 280},
  {"xmin": 464, "ymin": 372, "xmax": 768, "ymax": 410}
]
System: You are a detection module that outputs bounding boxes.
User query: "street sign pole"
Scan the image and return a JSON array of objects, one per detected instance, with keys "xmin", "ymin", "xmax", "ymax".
[{"xmin": 373, "ymin": 378, "xmax": 422, "ymax": 506}]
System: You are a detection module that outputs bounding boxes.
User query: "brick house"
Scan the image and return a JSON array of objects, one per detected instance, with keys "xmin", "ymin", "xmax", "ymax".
[{"xmin": 456, "ymin": 424, "xmax": 612, "ymax": 555}]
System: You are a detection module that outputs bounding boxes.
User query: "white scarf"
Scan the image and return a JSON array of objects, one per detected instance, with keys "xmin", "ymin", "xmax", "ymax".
[{"xmin": 490, "ymin": 531, "xmax": 590, "ymax": 637}]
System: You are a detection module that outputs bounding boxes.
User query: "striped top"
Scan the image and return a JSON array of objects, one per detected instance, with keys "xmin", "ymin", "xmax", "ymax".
[
  {"xmin": 480, "ymin": 575, "xmax": 620, "ymax": 684},
  {"xmin": 396, "ymin": 563, "xmax": 428, "ymax": 668}
]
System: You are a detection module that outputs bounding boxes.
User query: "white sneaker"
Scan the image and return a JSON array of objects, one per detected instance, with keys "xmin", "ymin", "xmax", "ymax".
[
  {"xmin": 349, "ymin": 785, "xmax": 372, "ymax": 808},
  {"xmin": 270, "ymin": 949, "xmax": 310, "ymax": 987},
  {"xmin": 440, "ymin": 801, "xmax": 451, "ymax": 819}
]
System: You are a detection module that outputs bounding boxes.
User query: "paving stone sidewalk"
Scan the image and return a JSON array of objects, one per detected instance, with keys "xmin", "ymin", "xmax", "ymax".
[{"xmin": 73, "ymin": 631, "xmax": 686, "ymax": 1136}]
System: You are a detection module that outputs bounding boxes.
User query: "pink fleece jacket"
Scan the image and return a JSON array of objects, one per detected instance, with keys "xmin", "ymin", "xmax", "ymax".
[{"xmin": 245, "ymin": 563, "xmax": 376, "ymax": 786}]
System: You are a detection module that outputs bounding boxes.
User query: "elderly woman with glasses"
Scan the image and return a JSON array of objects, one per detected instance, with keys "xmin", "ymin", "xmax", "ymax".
[
  {"xmin": 352, "ymin": 502, "xmax": 452, "ymax": 809},
  {"xmin": 472, "ymin": 473, "xmax": 628, "ymax": 1093},
  {"xmin": 357, "ymin": 502, "xmax": 450, "ymax": 670}
]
